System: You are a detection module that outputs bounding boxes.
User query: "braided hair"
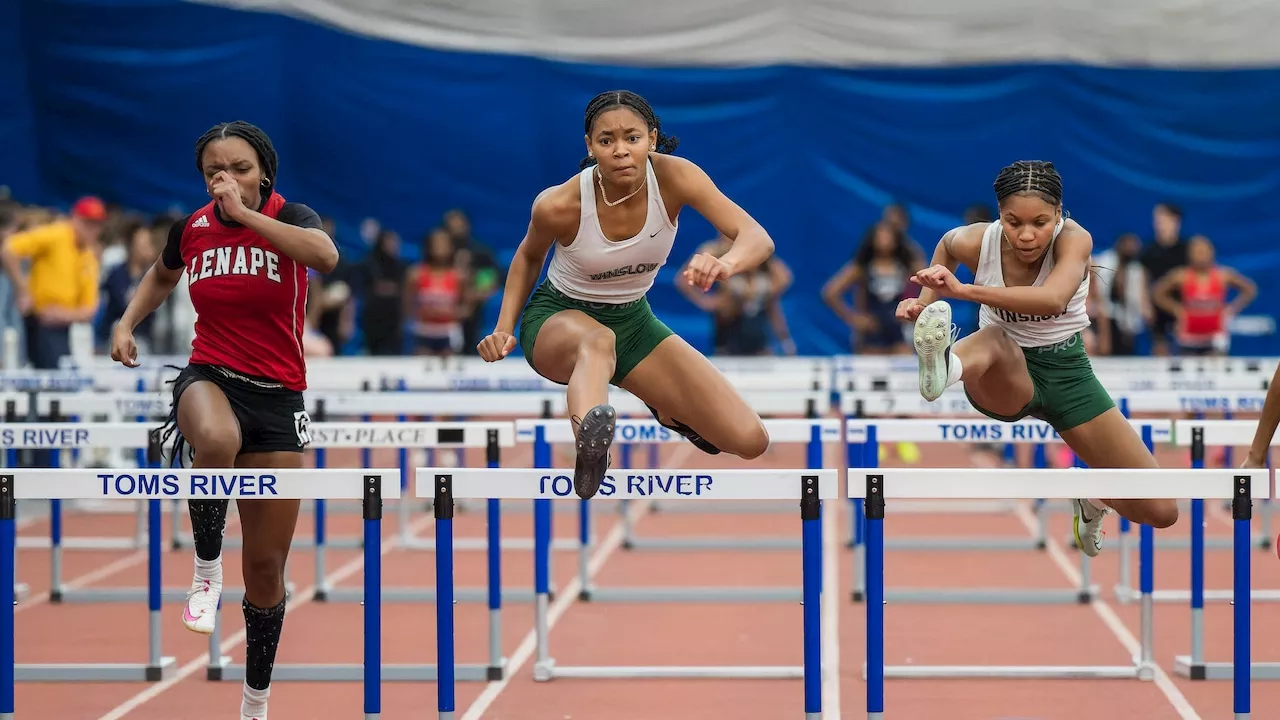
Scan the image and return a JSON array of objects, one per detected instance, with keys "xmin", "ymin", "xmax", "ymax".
[
  {"xmin": 579, "ymin": 91, "xmax": 680, "ymax": 170},
  {"xmin": 194, "ymin": 121, "xmax": 279, "ymax": 191},
  {"xmin": 992, "ymin": 160, "xmax": 1063, "ymax": 208}
]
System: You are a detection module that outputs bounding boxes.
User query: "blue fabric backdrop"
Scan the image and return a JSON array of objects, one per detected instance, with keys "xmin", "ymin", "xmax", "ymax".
[{"xmin": 3, "ymin": 0, "xmax": 1280, "ymax": 354}]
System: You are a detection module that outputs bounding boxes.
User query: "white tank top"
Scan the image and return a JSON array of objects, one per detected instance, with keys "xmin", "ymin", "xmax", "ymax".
[
  {"xmin": 974, "ymin": 218, "xmax": 1091, "ymax": 347},
  {"xmin": 545, "ymin": 159, "xmax": 678, "ymax": 304}
]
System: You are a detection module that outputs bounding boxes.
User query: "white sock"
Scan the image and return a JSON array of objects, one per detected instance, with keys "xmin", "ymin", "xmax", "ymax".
[
  {"xmin": 194, "ymin": 554, "xmax": 223, "ymax": 584},
  {"xmin": 944, "ymin": 351, "xmax": 963, "ymax": 389},
  {"xmin": 242, "ymin": 683, "xmax": 269, "ymax": 718}
]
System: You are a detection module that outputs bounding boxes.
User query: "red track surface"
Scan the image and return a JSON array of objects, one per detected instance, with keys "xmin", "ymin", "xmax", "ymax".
[{"xmin": 12, "ymin": 418, "xmax": 1280, "ymax": 718}]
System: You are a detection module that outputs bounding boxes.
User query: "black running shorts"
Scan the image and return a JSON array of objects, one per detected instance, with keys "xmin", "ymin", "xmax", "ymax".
[{"xmin": 171, "ymin": 363, "xmax": 312, "ymax": 455}]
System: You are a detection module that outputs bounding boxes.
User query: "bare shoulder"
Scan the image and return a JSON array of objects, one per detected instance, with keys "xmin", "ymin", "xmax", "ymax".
[
  {"xmin": 649, "ymin": 153, "xmax": 706, "ymax": 195},
  {"xmin": 944, "ymin": 222, "xmax": 988, "ymax": 264},
  {"xmin": 1055, "ymin": 218, "xmax": 1094, "ymax": 258},
  {"xmin": 530, "ymin": 175, "xmax": 582, "ymax": 241}
]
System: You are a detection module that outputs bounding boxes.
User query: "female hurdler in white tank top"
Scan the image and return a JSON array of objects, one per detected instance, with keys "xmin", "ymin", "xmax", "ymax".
[
  {"xmin": 973, "ymin": 217, "xmax": 1091, "ymax": 347},
  {"xmin": 545, "ymin": 159, "xmax": 679, "ymax": 304}
]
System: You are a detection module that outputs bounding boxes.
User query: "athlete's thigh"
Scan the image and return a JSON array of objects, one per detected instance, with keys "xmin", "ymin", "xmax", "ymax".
[
  {"xmin": 619, "ymin": 334, "xmax": 765, "ymax": 452},
  {"xmin": 529, "ymin": 309, "xmax": 613, "ymax": 384},
  {"xmin": 957, "ymin": 326, "xmax": 1035, "ymax": 417},
  {"xmin": 176, "ymin": 379, "xmax": 242, "ymax": 458},
  {"xmin": 1057, "ymin": 407, "xmax": 1158, "ymax": 469},
  {"xmin": 235, "ymin": 451, "xmax": 303, "ymax": 562}
]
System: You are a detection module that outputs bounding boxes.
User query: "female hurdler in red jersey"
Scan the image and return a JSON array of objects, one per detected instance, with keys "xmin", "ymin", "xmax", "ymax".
[{"xmin": 109, "ymin": 121, "xmax": 338, "ymax": 720}]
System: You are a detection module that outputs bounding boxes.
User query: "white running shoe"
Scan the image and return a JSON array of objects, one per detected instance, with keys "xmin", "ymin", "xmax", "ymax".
[
  {"xmin": 914, "ymin": 300, "xmax": 959, "ymax": 402},
  {"xmin": 182, "ymin": 573, "xmax": 221, "ymax": 635},
  {"xmin": 1072, "ymin": 499, "xmax": 1110, "ymax": 557}
]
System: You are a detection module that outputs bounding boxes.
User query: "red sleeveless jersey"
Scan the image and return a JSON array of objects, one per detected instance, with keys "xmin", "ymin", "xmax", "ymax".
[
  {"xmin": 1180, "ymin": 268, "xmax": 1227, "ymax": 337},
  {"xmin": 178, "ymin": 193, "xmax": 309, "ymax": 390}
]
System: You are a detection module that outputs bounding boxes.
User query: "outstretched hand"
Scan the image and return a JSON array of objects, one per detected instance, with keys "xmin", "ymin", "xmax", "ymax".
[
  {"xmin": 683, "ymin": 252, "xmax": 734, "ymax": 292},
  {"xmin": 910, "ymin": 264, "xmax": 965, "ymax": 297}
]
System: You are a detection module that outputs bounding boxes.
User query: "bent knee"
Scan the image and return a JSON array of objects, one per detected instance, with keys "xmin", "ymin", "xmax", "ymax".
[
  {"xmin": 188, "ymin": 427, "xmax": 240, "ymax": 465},
  {"xmin": 242, "ymin": 553, "xmax": 288, "ymax": 594},
  {"xmin": 733, "ymin": 421, "xmax": 770, "ymax": 460},
  {"xmin": 577, "ymin": 327, "xmax": 617, "ymax": 358},
  {"xmin": 1149, "ymin": 501, "xmax": 1179, "ymax": 529}
]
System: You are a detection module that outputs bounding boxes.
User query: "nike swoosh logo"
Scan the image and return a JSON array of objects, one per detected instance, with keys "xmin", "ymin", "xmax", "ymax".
[
  {"xmin": 649, "ymin": 230, "xmax": 659, "ymax": 237},
  {"xmin": 183, "ymin": 606, "xmax": 202, "ymax": 623}
]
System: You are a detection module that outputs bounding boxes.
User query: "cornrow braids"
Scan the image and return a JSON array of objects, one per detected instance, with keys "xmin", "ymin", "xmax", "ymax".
[
  {"xmin": 579, "ymin": 90, "xmax": 680, "ymax": 170},
  {"xmin": 993, "ymin": 160, "xmax": 1063, "ymax": 207},
  {"xmin": 194, "ymin": 121, "xmax": 279, "ymax": 190}
]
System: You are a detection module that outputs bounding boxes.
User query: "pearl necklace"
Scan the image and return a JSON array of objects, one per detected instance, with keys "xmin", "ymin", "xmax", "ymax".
[{"xmin": 596, "ymin": 167, "xmax": 645, "ymax": 207}]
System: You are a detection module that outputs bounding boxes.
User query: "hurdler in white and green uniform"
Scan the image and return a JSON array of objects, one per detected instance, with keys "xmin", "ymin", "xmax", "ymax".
[{"xmin": 896, "ymin": 160, "xmax": 1181, "ymax": 558}]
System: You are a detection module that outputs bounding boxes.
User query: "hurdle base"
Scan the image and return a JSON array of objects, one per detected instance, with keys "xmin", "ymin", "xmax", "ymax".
[
  {"xmin": 580, "ymin": 585, "xmax": 800, "ymax": 603},
  {"xmin": 1114, "ymin": 585, "xmax": 1280, "ymax": 605},
  {"xmin": 318, "ymin": 585, "xmax": 554, "ymax": 604},
  {"xmin": 400, "ymin": 535, "xmax": 584, "ymax": 552},
  {"xmin": 16, "ymin": 656, "xmax": 177, "ymax": 682},
  {"xmin": 621, "ymin": 536, "xmax": 799, "ymax": 551},
  {"xmin": 17, "ymin": 536, "xmax": 141, "ymax": 550},
  {"xmin": 53, "ymin": 583, "xmax": 296, "ymax": 605},
  {"xmin": 869, "ymin": 663, "xmax": 1147, "ymax": 680},
  {"xmin": 884, "ymin": 536, "xmax": 1046, "ymax": 551},
  {"xmin": 866, "ymin": 586, "xmax": 1098, "ymax": 605},
  {"xmin": 535, "ymin": 661, "xmax": 805, "ymax": 681},
  {"xmin": 1174, "ymin": 655, "xmax": 1280, "ymax": 680},
  {"xmin": 213, "ymin": 661, "xmax": 503, "ymax": 682}
]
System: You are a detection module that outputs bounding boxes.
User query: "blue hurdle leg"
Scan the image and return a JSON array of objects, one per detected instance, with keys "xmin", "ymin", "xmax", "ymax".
[
  {"xmin": 1, "ymin": 474, "xmax": 14, "ymax": 720},
  {"xmin": 801, "ymin": 478, "xmax": 822, "ymax": 720},
  {"xmin": 364, "ymin": 475, "xmax": 383, "ymax": 720},
  {"xmin": 864, "ymin": 473, "xmax": 885, "ymax": 720},
  {"xmin": 434, "ymin": 476, "xmax": 456, "ymax": 720},
  {"xmin": 1234, "ymin": 475, "xmax": 1252, "ymax": 719}
]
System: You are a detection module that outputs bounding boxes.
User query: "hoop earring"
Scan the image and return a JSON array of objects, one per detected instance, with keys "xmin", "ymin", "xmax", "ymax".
[{"xmin": 261, "ymin": 178, "xmax": 271, "ymax": 188}]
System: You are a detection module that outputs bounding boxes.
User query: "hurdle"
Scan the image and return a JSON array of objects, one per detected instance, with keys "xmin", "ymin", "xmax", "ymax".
[
  {"xmin": 853, "ymin": 466, "xmax": 1259, "ymax": 719},
  {"xmin": 1113, "ymin": 418, "xmax": 1275, "ymax": 606},
  {"xmin": 517, "ymin": 417, "xmax": 838, "ymax": 602},
  {"xmin": 426, "ymin": 466, "xmax": 836, "ymax": 720},
  {"xmin": 0, "ymin": 466, "xmax": 394, "ymax": 718},
  {"xmin": 845, "ymin": 418, "xmax": 1170, "ymax": 604},
  {"xmin": 1171, "ymin": 419, "xmax": 1280, "ymax": 682}
]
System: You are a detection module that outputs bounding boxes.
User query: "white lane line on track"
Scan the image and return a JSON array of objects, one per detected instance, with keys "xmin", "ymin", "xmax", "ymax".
[{"xmin": 1014, "ymin": 505, "xmax": 1202, "ymax": 720}]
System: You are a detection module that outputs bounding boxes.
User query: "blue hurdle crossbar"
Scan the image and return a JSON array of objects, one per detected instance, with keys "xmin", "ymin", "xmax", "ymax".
[
  {"xmin": 0, "ymin": 467, "xmax": 397, "ymax": 719},
  {"xmin": 519, "ymin": 417, "xmax": 840, "ymax": 603},
  {"xmin": 423, "ymin": 466, "xmax": 838, "ymax": 720},
  {"xmin": 851, "ymin": 466, "xmax": 1262, "ymax": 719}
]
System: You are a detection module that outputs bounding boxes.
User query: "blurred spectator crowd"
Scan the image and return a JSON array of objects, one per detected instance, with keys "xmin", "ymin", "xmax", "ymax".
[{"xmin": 0, "ymin": 189, "xmax": 1258, "ymax": 368}]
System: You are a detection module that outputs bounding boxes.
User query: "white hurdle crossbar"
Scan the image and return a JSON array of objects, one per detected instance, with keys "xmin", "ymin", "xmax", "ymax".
[
  {"xmin": 517, "ymin": 417, "xmax": 841, "ymax": 603},
  {"xmin": 424, "ymin": 466, "xmax": 838, "ymax": 720},
  {"xmin": 850, "ymin": 466, "xmax": 1261, "ymax": 720},
  {"xmin": 846, "ymin": 418, "xmax": 1172, "ymax": 605},
  {"xmin": 1170, "ymin": 419, "xmax": 1280, "ymax": 682},
  {"xmin": 0, "ymin": 467, "xmax": 397, "ymax": 719}
]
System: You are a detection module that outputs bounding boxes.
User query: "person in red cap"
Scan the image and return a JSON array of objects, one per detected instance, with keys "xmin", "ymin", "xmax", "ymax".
[{"xmin": 0, "ymin": 195, "xmax": 105, "ymax": 368}]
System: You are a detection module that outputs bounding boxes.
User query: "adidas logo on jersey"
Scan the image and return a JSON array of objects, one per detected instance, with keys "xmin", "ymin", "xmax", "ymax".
[{"xmin": 191, "ymin": 215, "xmax": 210, "ymax": 228}]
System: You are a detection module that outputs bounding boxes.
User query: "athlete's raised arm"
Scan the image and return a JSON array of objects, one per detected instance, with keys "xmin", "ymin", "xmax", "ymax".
[
  {"xmin": 915, "ymin": 224, "xmax": 1091, "ymax": 318},
  {"xmin": 897, "ymin": 224, "xmax": 982, "ymax": 322},
  {"xmin": 664, "ymin": 156, "xmax": 775, "ymax": 292},
  {"xmin": 477, "ymin": 186, "xmax": 574, "ymax": 361}
]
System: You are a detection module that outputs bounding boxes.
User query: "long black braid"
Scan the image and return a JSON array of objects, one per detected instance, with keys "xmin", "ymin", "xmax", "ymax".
[
  {"xmin": 579, "ymin": 91, "xmax": 680, "ymax": 170},
  {"xmin": 992, "ymin": 160, "xmax": 1063, "ymax": 207},
  {"xmin": 194, "ymin": 121, "xmax": 279, "ymax": 191}
]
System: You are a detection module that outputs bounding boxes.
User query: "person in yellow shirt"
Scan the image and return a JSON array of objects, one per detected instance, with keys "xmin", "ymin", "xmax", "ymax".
[{"xmin": 1, "ymin": 196, "xmax": 105, "ymax": 368}]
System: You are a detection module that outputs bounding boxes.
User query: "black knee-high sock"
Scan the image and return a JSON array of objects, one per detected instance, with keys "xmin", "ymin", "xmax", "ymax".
[
  {"xmin": 242, "ymin": 596, "xmax": 287, "ymax": 691},
  {"xmin": 188, "ymin": 500, "xmax": 229, "ymax": 561}
]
